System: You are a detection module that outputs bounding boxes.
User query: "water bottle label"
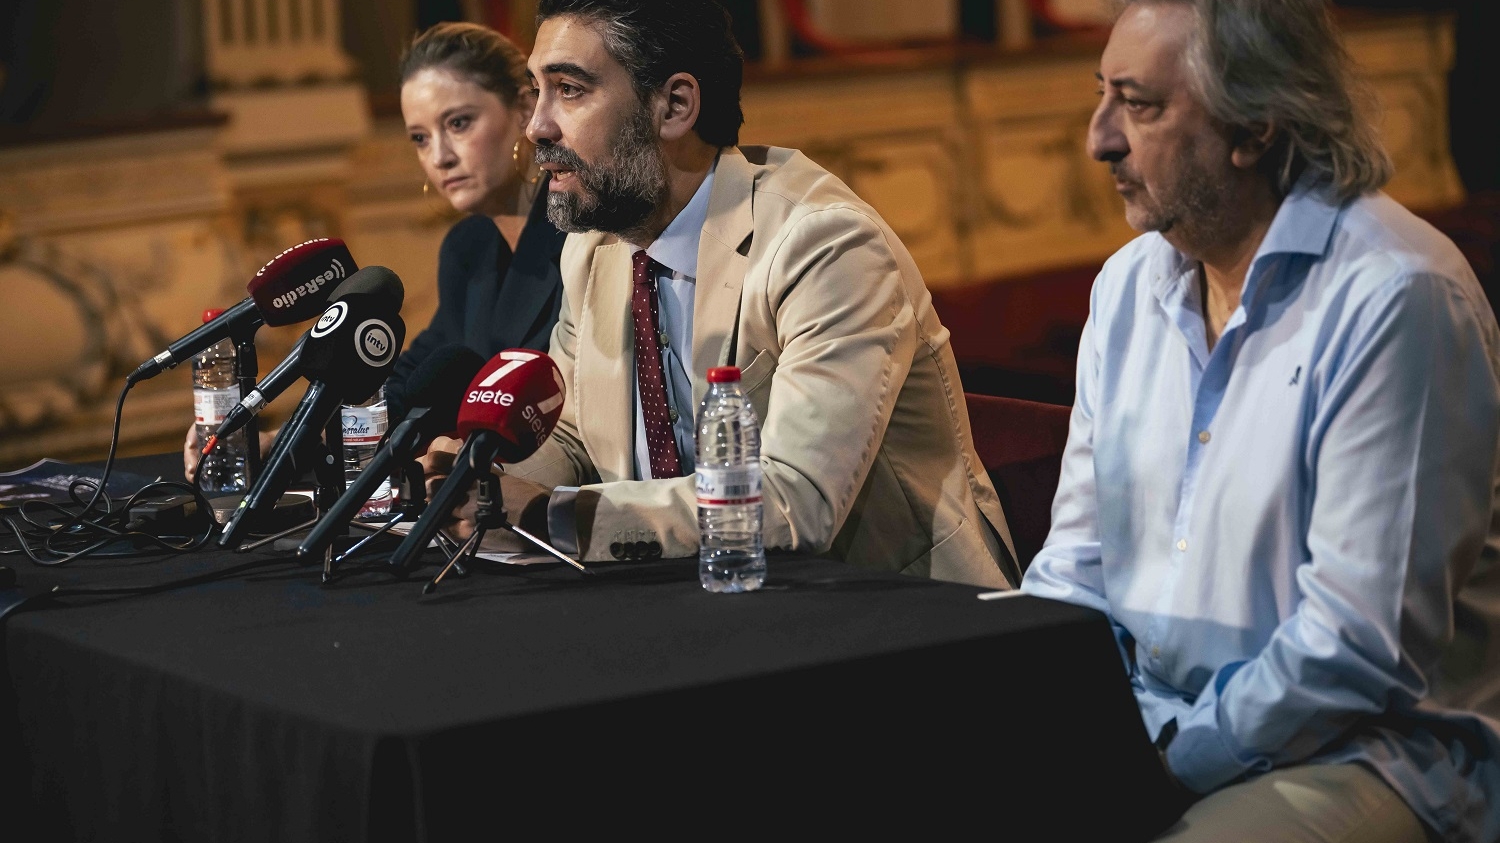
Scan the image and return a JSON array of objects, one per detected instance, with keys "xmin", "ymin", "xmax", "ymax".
[
  {"xmin": 341, "ymin": 403, "xmax": 388, "ymax": 447},
  {"xmin": 695, "ymin": 466, "xmax": 762, "ymax": 507},
  {"xmin": 194, "ymin": 387, "xmax": 241, "ymax": 426}
]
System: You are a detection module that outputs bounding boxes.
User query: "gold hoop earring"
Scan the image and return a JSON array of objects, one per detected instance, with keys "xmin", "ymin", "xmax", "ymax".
[{"xmin": 513, "ymin": 140, "xmax": 542, "ymax": 186}]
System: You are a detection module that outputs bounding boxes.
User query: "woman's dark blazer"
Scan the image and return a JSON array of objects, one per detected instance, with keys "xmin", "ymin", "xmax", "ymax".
[{"xmin": 386, "ymin": 183, "xmax": 568, "ymax": 420}]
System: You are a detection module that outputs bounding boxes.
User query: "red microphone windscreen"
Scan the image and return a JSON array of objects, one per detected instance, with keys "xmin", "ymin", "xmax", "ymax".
[
  {"xmin": 246, "ymin": 238, "xmax": 358, "ymax": 326},
  {"xmin": 456, "ymin": 350, "xmax": 565, "ymax": 464}
]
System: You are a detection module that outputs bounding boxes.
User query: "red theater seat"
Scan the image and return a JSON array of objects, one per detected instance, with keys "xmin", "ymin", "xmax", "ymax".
[
  {"xmin": 965, "ymin": 393, "xmax": 1073, "ymax": 575},
  {"xmin": 931, "ymin": 264, "xmax": 1097, "ymax": 405}
]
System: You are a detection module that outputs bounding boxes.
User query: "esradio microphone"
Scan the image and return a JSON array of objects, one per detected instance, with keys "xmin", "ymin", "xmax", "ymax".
[
  {"xmin": 127, "ymin": 238, "xmax": 356, "ymax": 385},
  {"xmin": 206, "ymin": 266, "xmax": 406, "ymax": 448},
  {"xmin": 386, "ymin": 350, "xmax": 565, "ymax": 573},
  {"xmin": 296, "ymin": 344, "xmax": 486, "ymax": 561},
  {"xmin": 217, "ymin": 291, "xmax": 406, "ymax": 550}
]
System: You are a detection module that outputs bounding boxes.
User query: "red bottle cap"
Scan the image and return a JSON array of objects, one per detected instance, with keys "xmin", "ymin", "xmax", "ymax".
[
  {"xmin": 203, "ymin": 308, "xmax": 225, "ymax": 324},
  {"xmin": 706, "ymin": 366, "xmax": 741, "ymax": 383}
]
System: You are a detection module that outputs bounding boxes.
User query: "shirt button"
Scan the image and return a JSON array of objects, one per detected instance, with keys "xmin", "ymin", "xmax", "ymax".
[
  {"xmin": 668, "ymin": 407, "xmax": 678, "ymax": 423},
  {"xmin": 659, "ymin": 332, "xmax": 670, "ymax": 347},
  {"xmin": 1176, "ymin": 539, "xmax": 1188, "ymax": 551},
  {"xmin": 1151, "ymin": 646, "xmax": 1161, "ymax": 659},
  {"xmin": 1198, "ymin": 430, "xmax": 1211, "ymax": 444}
]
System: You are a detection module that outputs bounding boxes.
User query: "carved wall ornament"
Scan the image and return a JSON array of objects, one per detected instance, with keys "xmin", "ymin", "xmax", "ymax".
[{"xmin": 0, "ymin": 237, "xmax": 151, "ymax": 431}]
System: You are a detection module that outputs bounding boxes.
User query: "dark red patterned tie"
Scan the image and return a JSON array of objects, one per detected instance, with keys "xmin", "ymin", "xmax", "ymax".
[{"xmin": 631, "ymin": 250, "xmax": 682, "ymax": 479}]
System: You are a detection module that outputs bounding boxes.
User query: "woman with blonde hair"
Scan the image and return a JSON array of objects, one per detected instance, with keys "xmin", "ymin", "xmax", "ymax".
[
  {"xmin": 386, "ymin": 20, "xmax": 567, "ymax": 419},
  {"xmin": 184, "ymin": 22, "xmax": 566, "ymax": 479}
]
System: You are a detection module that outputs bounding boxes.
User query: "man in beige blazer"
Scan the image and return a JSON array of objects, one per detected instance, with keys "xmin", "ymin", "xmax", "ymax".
[{"xmin": 432, "ymin": 0, "xmax": 1017, "ymax": 589}]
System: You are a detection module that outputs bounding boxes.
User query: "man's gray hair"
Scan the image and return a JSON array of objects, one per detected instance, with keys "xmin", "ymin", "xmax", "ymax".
[{"xmin": 1118, "ymin": 0, "xmax": 1393, "ymax": 201}]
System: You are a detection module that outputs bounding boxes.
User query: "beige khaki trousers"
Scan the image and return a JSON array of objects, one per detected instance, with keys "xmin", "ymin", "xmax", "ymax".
[{"xmin": 1152, "ymin": 764, "xmax": 1438, "ymax": 843}]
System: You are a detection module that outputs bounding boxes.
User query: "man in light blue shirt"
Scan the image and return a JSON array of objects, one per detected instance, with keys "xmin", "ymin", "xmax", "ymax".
[{"xmin": 1021, "ymin": 1, "xmax": 1500, "ymax": 841}]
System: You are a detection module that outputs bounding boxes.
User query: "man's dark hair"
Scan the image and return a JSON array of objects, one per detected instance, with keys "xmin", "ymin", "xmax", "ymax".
[{"xmin": 536, "ymin": 0, "xmax": 745, "ymax": 148}]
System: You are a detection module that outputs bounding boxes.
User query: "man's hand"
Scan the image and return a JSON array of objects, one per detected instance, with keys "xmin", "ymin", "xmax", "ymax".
[
  {"xmin": 498, "ymin": 471, "xmax": 553, "ymax": 538},
  {"xmin": 417, "ymin": 435, "xmax": 463, "ymax": 499},
  {"xmin": 416, "ymin": 435, "xmax": 554, "ymax": 554},
  {"xmin": 444, "ymin": 470, "xmax": 554, "ymax": 554}
]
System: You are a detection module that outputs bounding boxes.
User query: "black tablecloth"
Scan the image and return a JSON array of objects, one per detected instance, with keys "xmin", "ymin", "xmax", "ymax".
[{"xmin": 1, "ymin": 455, "xmax": 1180, "ymax": 841}]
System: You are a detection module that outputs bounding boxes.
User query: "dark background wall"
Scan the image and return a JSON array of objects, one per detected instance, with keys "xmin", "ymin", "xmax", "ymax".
[
  {"xmin": 3, "ymin": 1, "xmax": 1490, "ymax": 192},
  {"xmin": 1333, "ymin": 0, "xmax": 1495, "ymax": 194},
  {"xmin": 0, "ymin": 0, "xmax": 205, "ymax": 131}
]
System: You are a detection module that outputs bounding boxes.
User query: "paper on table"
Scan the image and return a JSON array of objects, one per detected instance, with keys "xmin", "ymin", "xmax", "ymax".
[{"xmin": 0, "ymin": 458, "xmax": 156, "ymax": 509}]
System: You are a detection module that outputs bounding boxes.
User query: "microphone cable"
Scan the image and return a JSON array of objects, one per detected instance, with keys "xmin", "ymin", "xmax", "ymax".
[
  {"xmin": 43, "ymin": 521, "xmax": 421, "ymax": 598},
  {"xmin": 189, "ymin": 424, "xmax": 214, "ymax": 491},
  {"xmin": 2, "ymin": 382, "xmax": 220, "ymax": 566}
]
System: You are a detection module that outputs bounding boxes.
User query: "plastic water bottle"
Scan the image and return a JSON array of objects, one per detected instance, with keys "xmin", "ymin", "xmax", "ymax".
[
  {"xmin": 696, "ymin": 365, "xmax": 766, "ymax": 592},
  {"xmin": 192, "ymin": 309, "xmax": 248, "ymax": 494},
  {"xmin": 341, "ymin": 385, "xmax": 392, "ymax": 521}
]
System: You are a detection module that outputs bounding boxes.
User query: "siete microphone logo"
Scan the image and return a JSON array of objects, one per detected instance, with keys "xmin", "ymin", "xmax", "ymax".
[
  {"xmin": 310, "ymin": 301, "xmax": 348, "ymax": 338},
  {"xmin": 465, "ymin": 350, "xmax": 564, "ymax": 416},
  {"xmin": 355, "ymin": 318, "xmax": 396, "ymax": 368}
]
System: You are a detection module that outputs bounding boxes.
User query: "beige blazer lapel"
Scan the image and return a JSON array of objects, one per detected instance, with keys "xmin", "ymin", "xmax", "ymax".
[
  {"xmin": 578, "ymin": 240, "xmax": 636, "ymax": 480},
  {"xmin": 692, "ymin": 148, "xmax": 756, "ymax": 410}
]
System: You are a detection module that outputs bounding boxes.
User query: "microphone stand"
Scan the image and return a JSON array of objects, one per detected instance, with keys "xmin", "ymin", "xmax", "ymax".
[
  {"xmin": 230, "ymin": 325, "xmax": 262, "ymax": 483},
  {"xmin": 327, "ymin": 459, "xmax": 466, "ymax": 574},
  {"xmin": 316, "ymin": 413, "xmax": 347, "ymax": 582},
  {"xmin": 422, "ymin": 466, "xmax": 586, "ymax": 595},
  {"xmin": 232, "ymin": 413, "xmax": 346, "ymax": 576}
]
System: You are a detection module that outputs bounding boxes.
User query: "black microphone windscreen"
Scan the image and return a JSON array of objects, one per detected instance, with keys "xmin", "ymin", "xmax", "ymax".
[
  {"xmin": 300, "ymin": 293, "xmax": 406, "ymax": 404},
  {"xmin": 401, "ymin": 345, "xmax": 487, "ymax": 434},
  {"xmin": 330, "ymin": 265, "xmax": 405, "ymax": 311}
]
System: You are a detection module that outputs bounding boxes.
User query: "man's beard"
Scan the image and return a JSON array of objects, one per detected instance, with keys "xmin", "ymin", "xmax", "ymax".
[
  {"xmin": 1113, "ymin": 155, "xmax": 1230, "ymax": 246},
  {"xmin": 537, "ymin": 105, "xmax": 667, "ymax": 240}
]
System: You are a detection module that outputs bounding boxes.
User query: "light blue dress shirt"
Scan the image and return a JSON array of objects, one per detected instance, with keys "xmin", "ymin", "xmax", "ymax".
[{"xmin": 1021, "ymin": 178, "xmax": 1500, "ymax": 843}]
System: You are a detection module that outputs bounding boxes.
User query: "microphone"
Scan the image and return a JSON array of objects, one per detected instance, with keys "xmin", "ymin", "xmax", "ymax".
[
  {"xmin": 217, "ymin": 290, "xmax": 406, "ymax": 550},
  {"xmin": 386, "ymin": 349, "xmax": 565, "ymax": 573},
  {"xmin": 127, "ymin": 238, "xmax": 356, "ymax": 385},
  {"xmin": 204, "ymin": 266, "xmax": 407, "ymax": 449},
  {"xmin": 296, "ymin": 344, "xmax": 486, "ymax": 561}
]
